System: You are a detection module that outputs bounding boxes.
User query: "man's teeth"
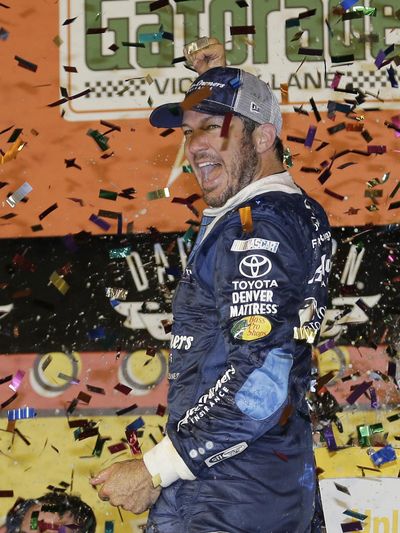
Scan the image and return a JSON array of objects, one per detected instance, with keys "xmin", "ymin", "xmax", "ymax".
[{"xmin": 198, "ymin": 162, "xmax": 219, "ymax": 168}]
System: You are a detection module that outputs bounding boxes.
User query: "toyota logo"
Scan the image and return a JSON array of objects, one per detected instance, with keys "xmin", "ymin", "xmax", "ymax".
[{"xmin": 239, "ymin": 254, "xmax": 272, "ymax": 278}]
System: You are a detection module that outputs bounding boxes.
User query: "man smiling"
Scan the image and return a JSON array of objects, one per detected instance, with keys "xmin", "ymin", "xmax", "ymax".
[{"xmin": 91, "ymin": 39, "xmax": 332, "ymax": 532}]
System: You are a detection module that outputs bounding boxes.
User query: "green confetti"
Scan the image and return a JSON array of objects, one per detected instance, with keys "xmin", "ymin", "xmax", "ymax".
[
  {"xmin": 147, "ymin": 188, "xmax": 170, "ymax": 200},
  {"xmin": 109, "ymin": 246, "xmax": 132, "ymax": 259},
  {"xmin": 139, "ymin": 32, "xmax": 163, "ymax": 42},
  {"xmin": 353, "ymin": 6, "xmax": 376, "ymax": 16},
  {"xmin": 87, "ymin": 129, "xmax": 109, "ymax": 151},
  {"xmin": 283, "ymin": 147, "xmax": 293, "ymax": 168},
  {"xmin": 183, "ymin": 225, "xmax": 196, "ymax": 243},
  {"xmin": 99, "ymin": 189, "xmax": 118, "ymax": 201}
]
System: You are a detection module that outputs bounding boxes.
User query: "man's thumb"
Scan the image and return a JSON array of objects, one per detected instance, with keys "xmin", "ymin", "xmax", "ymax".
[{"xmin": 90, "ymin": 468, "xmax": 110, "ymax": 485}]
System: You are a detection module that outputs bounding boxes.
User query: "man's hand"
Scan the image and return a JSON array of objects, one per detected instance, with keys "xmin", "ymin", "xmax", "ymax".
[
  {"xmin": 90, "ymin": 459, "xmax": 161, "ymax": 514},
  {"xmin": 184, "ymin": 37, "xmax": 226, "ymax": 75}
]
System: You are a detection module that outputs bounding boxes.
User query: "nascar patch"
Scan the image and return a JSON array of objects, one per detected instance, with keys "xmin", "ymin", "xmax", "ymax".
[
  {"xmin": 231, "ymin": 315, "xmax": 272, "ymax": 341},
  {"xmin": 231, "ymin": 237, "xmax": 279, "ymax": 253}
]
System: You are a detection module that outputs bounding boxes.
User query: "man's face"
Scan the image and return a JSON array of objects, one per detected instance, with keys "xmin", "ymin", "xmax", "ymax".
[
  {"xmin": 182, "ymin": 111, "xmax": 259, "ymax": 208},
  {"xmin": 20, "ymin": 504, "xmax": 76, "ymax": 533}
]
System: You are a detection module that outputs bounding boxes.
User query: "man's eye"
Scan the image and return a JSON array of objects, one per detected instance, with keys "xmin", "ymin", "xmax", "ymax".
[
  {"xmin": 206, "ymin": 124, "xmax": 220, "ymax": 130},
  {"xmin": 182, "ymin": 129, "xmax": 192, "ymax": 137}
]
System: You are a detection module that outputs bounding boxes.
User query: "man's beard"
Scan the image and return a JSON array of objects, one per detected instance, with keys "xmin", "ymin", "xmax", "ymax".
[{"xmin": 204, "ymin": 132, "xmax": 259, "ymax": 208}]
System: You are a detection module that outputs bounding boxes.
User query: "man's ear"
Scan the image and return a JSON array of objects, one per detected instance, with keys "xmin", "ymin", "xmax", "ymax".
[{"xmin": 253, "ymin": 123, "xmax": 276, "ymax": 154}]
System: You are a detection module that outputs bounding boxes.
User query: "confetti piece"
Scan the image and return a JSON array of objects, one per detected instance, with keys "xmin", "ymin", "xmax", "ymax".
[
  {"xmin": 126, "ymin": 429, "xmax": 141, "ymax": 455},
  {"xmin": 304, "ymin": 125, "xmax": 317, "ymax": 148},
  {"xmin": 77, "ymin": 391, "xmax": 91, "ymax": 404},
  {"xmin": 334, "ymin": 482, "xmax": 350, "ymax": 495},
  {"xmin": 317, "ymin": 338, "xmax": 335, "ymax": 354},
  {"xmin": 87, "ymin": 128, "xmax": 109, "ymax": 151},
  {"xmin": 109, "ymin": 246, "xmax": 131, "ymax": 259},
  {"xmin": 116, "ymin": 403, "xmax": 138, "ymax": 416},
  {"xmin": 236, "ymin": 0, "xmax": 248, "ymax": 6},
  {"xmin": 160, "ymin": 128, "xmax": 175, "ymax": 137},
  {"xmin": 147, "ymin": 188, "xmax": 170, "ymax": 200},
  {"xmin": 7, "ymin": 128, "xmax": 23, "ymax": 143},
  {"xmin": 324, "ymin": 188, "xmax": 346, "ymax": 201},
  {"xmin": 114, "ymin": 383, "xmax": 132, "ymax": 395},
  {"xmin": 92, "ymin": 436, "xmax": 109, "ymax": 457},
  {"xmin": 0, "ymin": 375, "xmax": 12, "ymax": 385},
  {"xmin": 5, "ymin": 182, "xmax": 32, "ymax": 208},
  {"xmin": 346, "ymin": 380, "xmax": 373, "ymax": 404},
  {"xmin": 0, "ymin": 27, "xmax": 9, "ymax": 40},
  {"xmin": 78, "ymin": 427, "xmax": 98, "ymax": 440},
  {"xmin": 86, "ymin": 27, "xmax": 108, "ymax": 34},
  {"xmin": 99, "ymin": 189, "xmax": 118, "ymax": 201},
  {"xmin": 86, "ymin": 384, "xmax": 106, "ymax": 395},
  {"xmin": 0, "ymin": 491, "xmax": 14, "ymax": 497},
  {"xmin": 367, "ymin": 145, "xmax": 386, "ymax": 154},
  {"xmin": 298, "ymin": 47, "xmax": 323, "ymax": 57},
  {"xmin": 108, "ymin": 442, "xmax": 127, "ymax": 454},
  {"xmin": 280, "ymin": 83, "xmax": 289, "ymax": 104},
  {"xmin": 156, "ymin": 404, "xmax": 166, "ymax": 416},
  {"xmin": 105, "ymin": 520, "xmax": 114, "ymax": 533},
  {"xmin": 49, "ymin": 271, "xmax": 69, "ymax": 295},
  {"xmin": 106, "ymin": 287, "xmax": 128, "ymax": 300},
  {"xmin": 331, "ymin": 54, "xmax": 354, "ymax": 64},
  {"xmin": 7, "ymin": 407, "xmax": 37, "ymax": 421},
  {"xmin": 63, "ymin": 17, "xmax": 77, "ymax": 25},
  {"xmin": 221, "ymin": 112, "xmax": 233, "ymax": 138},
  {"xmin": 1, "ymin": 392, "xmax": 17, "ymax": 409},
  {"xmin": 273, "ymin": 450, "xmax": 288, "ymax": 462},
  {"xmin": 139, "ymin": 32, "xmax": 163, "ymax": 42},
  {"xmin": 230, "ymin": 25, "xmax": 255, "ymax": 35},
  {"xmin": 323, "ymin": 424, "xmax": 338, "ymax": 450},
  {"xmin": 341, "ymin": 522, "xmax": 363, "ymax": 532},
  {"xmin": 14, "ymin": 55, "xmax": 37, "ymax": 72},
  {"xmin": 327, "ymin": 122, "xmax": 346, "ymax": 135},
  {"xmin": 370, "ymin": 445, "xmax": 396, "ymax": 466},
  {"xmin": 39, "ymin": 202, "xmax": 58, "ymax": 221},
  {"xmin": 89, "ymin": 213, "xmax": 111, "ymax": 231},
  {"xmin": 239, "ymin": 206, "xmax": 253, "ymax": 233},
  {"xmin": 9, "ymin": 370, "xmax": 25, "ymax": 392},
  {"xmin": 181, "ymin": 86, "xmax": 212, "ymax": 113},
  {"xmin": 309, "ymin": 97, "xmax": 321, "ymax": 122},
  {"xmin": 330, "ymin": 72, "xmax": 342, "ymax": 89},
  {"xmin": 343, "ymin": 510, "xmax": 368, "ymax": 521},
  {"xmin": 278, "ymin": 404, "xmax": 294, "ymax": 426},
  {"xmin": 283, "ymin": 147, "xmax": 293, "ymax": 168}
]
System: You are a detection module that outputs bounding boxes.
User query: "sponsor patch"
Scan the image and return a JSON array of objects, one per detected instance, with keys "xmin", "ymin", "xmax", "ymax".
[
  {"xmin": 231, "ymin": 238, "xmax": 279, "ymax": 253},
  {"xmin": 205, "ymin": 442, "xmax": 248, "ymax": 467},
  {"xmin": 231, "ymin": 315, "xmax": 272, "ymax": 341}
]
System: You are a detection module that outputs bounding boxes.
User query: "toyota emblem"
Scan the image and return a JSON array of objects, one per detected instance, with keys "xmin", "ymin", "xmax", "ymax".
[{"xmin": 239, "ymin": 254, "xmax": 272, "ymax": 278}]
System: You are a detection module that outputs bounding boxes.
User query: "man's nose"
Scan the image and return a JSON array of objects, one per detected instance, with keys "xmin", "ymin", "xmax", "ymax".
[{"xmin": 186, "ymin": 129, "xmax": 210, "ymax": 155}]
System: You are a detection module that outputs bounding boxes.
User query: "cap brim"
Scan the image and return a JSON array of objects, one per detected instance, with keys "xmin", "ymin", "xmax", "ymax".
[
  {"xmin": 149, "ymin": 103, "xmax": 183, "ymax": 128},
  {"xmin": 150, "ymin": 100, "xmax": 236, "ymax": 129}
]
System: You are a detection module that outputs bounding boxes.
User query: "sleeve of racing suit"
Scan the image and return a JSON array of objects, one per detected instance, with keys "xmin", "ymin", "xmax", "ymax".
[{"xmin": 144, "ymin": 213, "xmax": 306, "ymax": 486}]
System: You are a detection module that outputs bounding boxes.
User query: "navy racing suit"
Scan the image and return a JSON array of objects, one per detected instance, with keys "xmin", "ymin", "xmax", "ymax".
[{"xmin": 144, "ymin": 171, "xmax": 332, "ymax": 533}]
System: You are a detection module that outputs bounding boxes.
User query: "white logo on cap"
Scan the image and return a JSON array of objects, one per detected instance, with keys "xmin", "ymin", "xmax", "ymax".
[{"xmin": 250, "ymin": 102, "xmax": 261, "ymax": 113}]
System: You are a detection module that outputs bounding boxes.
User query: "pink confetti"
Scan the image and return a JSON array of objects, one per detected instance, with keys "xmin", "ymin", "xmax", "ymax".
[{"xmin": 9, "ymin": 370, "xmax": 25, "ymax": 392}]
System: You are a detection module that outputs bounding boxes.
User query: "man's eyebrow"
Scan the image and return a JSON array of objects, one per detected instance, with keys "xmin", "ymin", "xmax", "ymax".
[{"xmin": 181, "ymin": 116, "xmax": 224, "ymax": 128}]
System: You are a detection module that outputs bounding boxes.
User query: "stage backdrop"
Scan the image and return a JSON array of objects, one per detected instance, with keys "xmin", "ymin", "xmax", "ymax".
[{"xmin": 1, "ymin": 1, "xmax": 400, "ymax": 531}]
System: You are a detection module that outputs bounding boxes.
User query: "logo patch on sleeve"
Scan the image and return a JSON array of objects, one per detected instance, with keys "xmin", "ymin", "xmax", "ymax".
[
  {"xmin": 231, "ymin": 238, "xmax": 280, "ymax": 253},
  {"xmin": 205, "ymin": 442, "xmax": 248, "ymax": 466},
  {"xmin": 231, "ymin": 315, "xmax": 272, "ymax": 341}
]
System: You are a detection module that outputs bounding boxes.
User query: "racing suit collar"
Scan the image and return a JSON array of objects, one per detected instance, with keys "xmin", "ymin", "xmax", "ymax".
[
  {"xmin": 203, "ymin": 171, "xmax": 302, "ymax": 217},
  {"xmin": 199, "ymin": 171, "xmax": 302, "ymax": 244}
]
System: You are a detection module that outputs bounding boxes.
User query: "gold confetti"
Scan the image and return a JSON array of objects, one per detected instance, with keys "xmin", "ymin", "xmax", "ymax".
[
  {"xmin": 239, "ymin": 206, "xmax": 253, "ymax": 233},
  {"xmin": 49, "ymin": 271, "xmax": 70, "ymax": 295}
]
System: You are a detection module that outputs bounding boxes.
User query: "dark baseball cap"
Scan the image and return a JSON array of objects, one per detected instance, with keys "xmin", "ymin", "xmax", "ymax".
[{"xmin": 149, "ymin": 67, "xmax": 282, "ymax": 134}]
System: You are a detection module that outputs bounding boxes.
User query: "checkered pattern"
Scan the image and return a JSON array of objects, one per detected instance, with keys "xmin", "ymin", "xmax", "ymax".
[
  {"xmin": 84, "ymin": 78, "xmax": 147, "ymax": 98},
  {"xmin": 346, "ymin": 70, "xmax": 390, "ymax": 90}
]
